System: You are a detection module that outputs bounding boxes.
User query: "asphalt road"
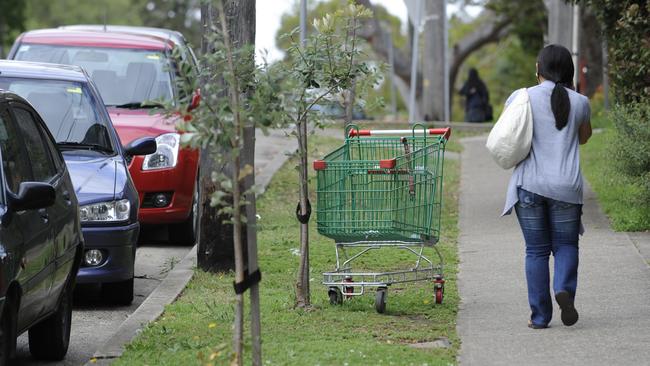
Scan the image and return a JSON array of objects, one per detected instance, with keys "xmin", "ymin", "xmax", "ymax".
[{"xmin": 13, "ymin": 227, "xmax": 193, "ymax": 366}]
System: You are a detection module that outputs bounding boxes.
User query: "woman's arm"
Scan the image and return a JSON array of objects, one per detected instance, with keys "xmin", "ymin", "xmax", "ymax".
[
  {"xmin": 578, "ymin": 98, "xmax": 592, "ymax": 145},
  {"xmin": 578, "ymin": 120, "xmax": 592, "ymax": 145}
]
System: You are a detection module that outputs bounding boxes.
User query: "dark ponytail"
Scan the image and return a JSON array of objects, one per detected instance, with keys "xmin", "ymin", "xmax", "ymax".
[{"xmin": 537, "ymin": 45, "xmax": 574, "ymax": 130}]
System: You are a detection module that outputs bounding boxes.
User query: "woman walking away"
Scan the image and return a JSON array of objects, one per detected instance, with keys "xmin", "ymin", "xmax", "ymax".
[
  {"xmin": 502, "ymin": 44, "xmax": 592, "ymax": 329},
  {"xmin": 459, "ymin": 68, "xmax": 490, "ymax": 122}
]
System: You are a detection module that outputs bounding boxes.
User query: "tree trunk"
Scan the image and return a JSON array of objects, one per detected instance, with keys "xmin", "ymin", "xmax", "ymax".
[
  {"xmin": 201, "ymin": 1, "xmax": 260, "ymax": 364},
  {"xmin": 198, "ymin": 0, "xmax": 255, "ymax": 273},
  {"xmin": 579, "ymin": 6, "xmax": 603, "ymax": 97},
  {"xmin": 0, "ymin": 13, "xmax": 6, "ymax": 59},
  {"xmin": 355, "ymin": 0, "xmax": 510, "ymax": 121},
  {"xmin": 243, "ymin": 126, "xmax": 262, "ymax": 365},
  {"xmin": 345, "ymin": 80, "xmax": 357, "ymax": 124},
  {"xmin": 199, "ymin": 2, "xmax": 237, "ymax": 272},
  {"xmin": 295, "ymin": 115, "xmax": 310, "ymax": 308}
]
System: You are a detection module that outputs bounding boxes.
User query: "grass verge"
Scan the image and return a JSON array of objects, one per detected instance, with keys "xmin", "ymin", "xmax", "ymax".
[
  {"xmin": 581, "ymin": 128, "xmax": 650, "ymax": 231},
  {"xmin": 115, "ymin": 135, "xmax": 461, "ymax": 366}
]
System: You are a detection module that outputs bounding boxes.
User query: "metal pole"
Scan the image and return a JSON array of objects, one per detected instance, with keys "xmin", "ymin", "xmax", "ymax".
[
  {"xmin": 571, "ymin": 3, "xmax": 580, "ymax": 91},
  {"xmin": 602, "ymin": 38, "xmax": 609, "ymax": 110},
  {"xmin": 386, "ymin": 26, "xmax": 397, "ymax": 117},
  {"xmin": 408, "ymin": 0, "xmax": 421, "ymax": 124},
  {"xmin": 443, "ymin": 0, "xmax": 449, "ymax": 122},
  {"xmin": 300, "ymin": 0, "xmax": 307, "ymax": 47}
]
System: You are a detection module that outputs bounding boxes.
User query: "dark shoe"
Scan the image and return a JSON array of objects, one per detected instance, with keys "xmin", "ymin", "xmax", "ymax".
[
  {"xmin": 555, "ymin": 291, "xmax": 579, "ymax": 326},
  {"xmin": 528, "ymin": 319, "xmax": 548, "ymax": 329}
]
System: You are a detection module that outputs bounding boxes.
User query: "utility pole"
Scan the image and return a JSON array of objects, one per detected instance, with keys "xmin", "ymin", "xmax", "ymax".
[
  {"xmin": 571, "ymin": 3, "xmax": 580, "ymax": 91},
  {"xmin": 385, "ymin": 25, "xmax": 397, "ymax": 117},
  {"xmin": 405, "ymin": 0, "xmax": 423, "ymax": 124},
  {"xmin": 300, "ymin": 0, "xmax": 307, "ymax": 46},
  {"xmin": 546, "ymin": 0, "xmax": 573, "ymax": 48},
  {"xmin": 602, "ymin": 38, "xmax": 609, "ymax": 110},
  {"xmin": 422, "ymin": 0, "xmax": 444, "ymax": 121},
  {"xmin": 545, "ymin": 0, "xmax": 579, "ymax": 91},
  {"xmin": 443, "ymin": 0, "xmax": 449, "ymax": 122}
]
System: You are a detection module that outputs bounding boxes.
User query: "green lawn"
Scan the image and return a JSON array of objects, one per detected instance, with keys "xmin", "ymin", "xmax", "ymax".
[
  {"xmin": 115, "ymin": 135, "xmax": 461, "ymax": 366},
  {"xmin": 581, "ymin": 127, "xmax": 650, "ymax": 231}
]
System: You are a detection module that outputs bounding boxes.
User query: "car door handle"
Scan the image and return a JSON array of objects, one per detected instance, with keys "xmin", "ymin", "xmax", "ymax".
[
  {"xmin": 38, "ymin": 208, "xmax": 49, "ymax": 223},
  {"xmin": 63, "ymin": 191, "xmax": 72, "ymax": 205}
]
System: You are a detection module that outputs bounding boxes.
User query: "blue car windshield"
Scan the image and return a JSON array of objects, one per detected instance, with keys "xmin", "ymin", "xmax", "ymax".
[
  {"xmin": 0, "ymin": 77, "xmax": 114, "ymax": 152},
  {"xmin": 14, "ymin": 44, "xmax": 174, "ymax": 107}
]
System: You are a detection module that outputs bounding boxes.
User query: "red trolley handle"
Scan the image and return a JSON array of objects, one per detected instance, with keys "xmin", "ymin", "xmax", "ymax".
[{"xmin": 348, "ymin": 127, "xmax": 451, "ymax": 140}]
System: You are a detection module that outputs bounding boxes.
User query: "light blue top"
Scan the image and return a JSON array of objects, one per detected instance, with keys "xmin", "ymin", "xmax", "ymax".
[{"xmin": 502, "ymin": 80, "xmax": 591, "ymax": 220}]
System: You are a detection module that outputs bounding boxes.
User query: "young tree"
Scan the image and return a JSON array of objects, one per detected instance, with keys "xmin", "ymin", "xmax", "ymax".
[
  {"xmin": 170, "ymin": 1, "xmax": 274, "ymax": 364},
  {"xmin": 276, "ymin": 4, "xmax": 379, "ymax": 307}
]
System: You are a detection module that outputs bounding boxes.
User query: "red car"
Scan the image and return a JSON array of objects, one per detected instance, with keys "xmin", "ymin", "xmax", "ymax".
[{"xmin": 9, "ymin": 29, "xmax": 200, "ymax": 244}]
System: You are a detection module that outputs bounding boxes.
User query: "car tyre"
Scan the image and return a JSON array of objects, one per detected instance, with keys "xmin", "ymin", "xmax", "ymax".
[
  {"xmin": 0, "ymin": 295, "xmax": 17, "ymax": 366},
  {"xmin": 28, "ymin": 284, "xmax": 72, "ymax": 361},
  {"xmin": 102, "ymin": 277, "xmax": 134, "ymax": 306},
  {"xmin": 169, "ymin": 176, "xmax": 199, "ymax": 246}
]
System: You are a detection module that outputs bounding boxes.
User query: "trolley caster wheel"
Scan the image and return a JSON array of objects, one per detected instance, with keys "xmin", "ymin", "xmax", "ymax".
[
  {"xmin": 328, "ymin": 287, "xmax": 343, "ymax": 305},
  {"xmin": 434, "ymin": 277, "xmax": 445, "ymax": 304},
  {"xmin": 343, "ymin": 277, "xmax": 354, "ymax": 299},
  {"xmin": 375, "ymin": 287, "xmax": 387, "ymax": 314}
]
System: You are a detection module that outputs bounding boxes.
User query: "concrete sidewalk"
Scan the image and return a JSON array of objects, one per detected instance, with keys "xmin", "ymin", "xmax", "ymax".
[{"xmin": 457, "ymin": 136, "xmax": 650, "ymax": 365}]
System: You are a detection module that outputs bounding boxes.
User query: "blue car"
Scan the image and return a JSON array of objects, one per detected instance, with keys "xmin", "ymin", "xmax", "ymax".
[{"xmin": 0, "ymin": 61, "xmax": 156, "ymax": 305}]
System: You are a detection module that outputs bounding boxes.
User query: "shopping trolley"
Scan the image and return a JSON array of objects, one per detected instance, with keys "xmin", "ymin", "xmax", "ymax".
[{"xmin": 313, "ymin": 124, "xmax": 451, "ymax": 313}]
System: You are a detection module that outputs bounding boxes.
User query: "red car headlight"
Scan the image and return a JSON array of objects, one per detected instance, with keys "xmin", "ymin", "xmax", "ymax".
[{"xmin": 142, "ymin": 133, "xmax": 180, "ymax": 170}]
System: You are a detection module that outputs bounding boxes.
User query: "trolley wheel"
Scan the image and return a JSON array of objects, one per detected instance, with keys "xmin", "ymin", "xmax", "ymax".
[
  {"xmin": 375, "ymin": 287, "xmax": 387, "ymax": 314},
  {"xmin": 434, "ymin": 276, "xmax": 445, "ymax": 304},
  {"xmin": 435, "ymin": 286, "xmax": 444, "ymax": 304},
  {"xmin": 343, "ymin": 277, "xmax": 354, "ymax": 299},
  {"xmin": 328, "ymin": 287, "xmax": 343, "ymax": 305}
]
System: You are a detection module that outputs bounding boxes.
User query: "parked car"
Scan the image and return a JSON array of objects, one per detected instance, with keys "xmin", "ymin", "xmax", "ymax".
[
  {"xmin": 0, "ymin": 60, "xmax": 156, "ymax": 305},
  {"xmin": 0, "ymin": 89, "xmax": 83, "ymax": 363},
  {"xmin": 58, "ymin": 25, "xmax": 199, "ymax": 70},
  {"xmin": 9, "ymin": 28, "xmax": 200, "ymax": 245}
]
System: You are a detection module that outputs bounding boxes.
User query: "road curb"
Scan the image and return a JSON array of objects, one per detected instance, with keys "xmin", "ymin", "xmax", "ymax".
[{"xmin": 85, "ymin": 244, "xmax": 197, "ymax": 365}]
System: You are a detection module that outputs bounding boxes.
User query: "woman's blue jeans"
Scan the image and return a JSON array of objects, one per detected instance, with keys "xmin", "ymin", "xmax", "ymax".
[{"xmin": 514, "ymin": 188, "xmax": 582, "ymax": 326}]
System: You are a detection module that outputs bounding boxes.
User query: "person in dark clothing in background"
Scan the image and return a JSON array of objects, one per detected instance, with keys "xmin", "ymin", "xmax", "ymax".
[{"xmin": 459, "ymin": 68, "xmax": 491, "ymax": 122}]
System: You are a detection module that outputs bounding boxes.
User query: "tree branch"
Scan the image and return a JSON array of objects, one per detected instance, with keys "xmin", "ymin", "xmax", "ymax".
[{"xmin": 354, "ymin": 0, "xmax": 512, "ymax": 114}]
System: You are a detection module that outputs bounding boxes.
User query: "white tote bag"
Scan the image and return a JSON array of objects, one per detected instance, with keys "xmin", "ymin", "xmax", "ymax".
[{"xmin": 486, "ymin": 88, "xmax": 533, "ymax": 169}]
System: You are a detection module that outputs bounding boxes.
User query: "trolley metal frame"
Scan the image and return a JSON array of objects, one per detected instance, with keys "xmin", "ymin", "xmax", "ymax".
[{"xmin": 313, "ymin": 124, "xmax": 451, "ymax": 313}]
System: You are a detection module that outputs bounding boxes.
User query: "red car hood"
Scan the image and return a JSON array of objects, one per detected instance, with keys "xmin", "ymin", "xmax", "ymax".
[{"xmin": 108, "ymin": 108, "xmax": 178, "ymax": 144}]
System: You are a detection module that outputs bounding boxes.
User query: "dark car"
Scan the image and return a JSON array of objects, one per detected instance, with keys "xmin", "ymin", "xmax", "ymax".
[
  {"xmin": 0, "ymin": 90, "xmax": 83, "ymax": 363},
  {"xmin": 0, "ymin": 61, "xmax": 156, "ymax": 305}
]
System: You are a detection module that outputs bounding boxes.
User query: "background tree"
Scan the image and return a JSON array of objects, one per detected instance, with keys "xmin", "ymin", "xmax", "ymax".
[
  {"xmin": 138, "ymin": 0, "xmax": 202, "ymax": 47},
  {"xmin": 0, "ymin": 0, "xmax": 25, "ymax": 58},
  {"xmin": 575, "ymin": 0, "xmax": 650, "ymax": 217},
  {"xmin": 23, "ymin": 0, "xmax": 142, "ymax": 29},
  {"xmin": 275, "ymin": 0, "xmax": 404, "ymax": 118}
]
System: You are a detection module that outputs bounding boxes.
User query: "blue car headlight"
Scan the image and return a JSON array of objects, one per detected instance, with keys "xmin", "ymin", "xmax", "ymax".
[
  {"xmin": 80, "ymin": 199, "xmax": 130, "ymax": 222},
  {"xmin": 142, "ymin": 133, "xmax": 180, "ymax": 170}
]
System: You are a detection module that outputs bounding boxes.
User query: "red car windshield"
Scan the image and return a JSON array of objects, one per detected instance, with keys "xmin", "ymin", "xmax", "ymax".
[{"xmin": 14, "ymin": 44, "xmax": 175, "ymax": 107}]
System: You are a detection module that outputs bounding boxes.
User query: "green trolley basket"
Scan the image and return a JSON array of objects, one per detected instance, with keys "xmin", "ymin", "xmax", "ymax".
[{"xmin": 313, "ymin": 124, "xmax": 451, "ymax": 313}]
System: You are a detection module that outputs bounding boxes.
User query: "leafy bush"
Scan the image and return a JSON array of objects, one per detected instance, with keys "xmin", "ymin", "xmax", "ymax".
[
  {"xmin": 611, "ymin": 101, "xmax": 650, "ymax": 203},
  {"xmin": 579, "ymin": 0, "xmax": 650, "ymax": 103}
]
